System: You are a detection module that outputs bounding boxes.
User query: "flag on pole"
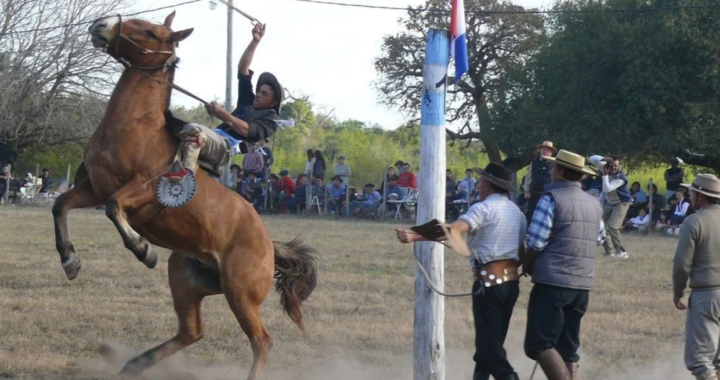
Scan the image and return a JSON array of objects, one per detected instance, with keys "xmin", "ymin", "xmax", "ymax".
[{"xmin": 450, "ymin": 0, "xmax": 469, "ymax": 85}]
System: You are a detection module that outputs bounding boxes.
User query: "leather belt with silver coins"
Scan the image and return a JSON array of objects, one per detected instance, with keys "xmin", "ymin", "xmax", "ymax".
[{"xmin": 473, "ymin": 259, "xmax": 519, "ymax": 288}]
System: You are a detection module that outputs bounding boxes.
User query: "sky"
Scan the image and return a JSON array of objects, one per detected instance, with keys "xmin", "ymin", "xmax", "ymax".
[{"xmin": 134, "ymin": 0, "xmax": 549, "ymax": 129}]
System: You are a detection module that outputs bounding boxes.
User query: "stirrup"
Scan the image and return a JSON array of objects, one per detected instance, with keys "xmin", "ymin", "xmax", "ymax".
[{"xmin": 156, "ymin": 166, "xmax": 197, "ymax": 208}]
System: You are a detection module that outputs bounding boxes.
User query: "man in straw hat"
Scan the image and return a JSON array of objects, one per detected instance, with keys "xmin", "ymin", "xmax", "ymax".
[
  {"xmin": 522, "ymin": 150, "xmax": 605, "ymax": 380},
  {"xmin": 395, "ymin": 162, "xmax": 527, "ymax": 380},
  {"xmin": 524, "ymin": 141, "xmax": 558, "ymax": 223},
  {"xmin": 673, "ymin": 174, "xmax": 720, "ymax": 380},
  {"xmin": 167, "ymin": 23, "xmax": 284, "ymax": 182}
]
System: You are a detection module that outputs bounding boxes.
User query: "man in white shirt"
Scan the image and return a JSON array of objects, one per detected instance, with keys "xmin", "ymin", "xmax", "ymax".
[{"xmin": 395, "ymin": 162, "xmax": 527, "ymax": 380}]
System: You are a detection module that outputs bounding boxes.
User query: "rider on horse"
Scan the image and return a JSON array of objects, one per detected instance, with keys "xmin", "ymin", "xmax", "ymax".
[{"xmin": 169, "ymin": 23, "xmax": 283, "ymax": 183}]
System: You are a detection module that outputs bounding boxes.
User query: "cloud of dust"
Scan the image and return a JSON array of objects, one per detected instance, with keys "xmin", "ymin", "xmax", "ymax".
[{"xmin": 81, "ymin": 341, "xmax": 689, "ymax": 380}]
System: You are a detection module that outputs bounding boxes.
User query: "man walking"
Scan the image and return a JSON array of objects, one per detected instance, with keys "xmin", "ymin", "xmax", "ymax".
[
  {"xmin": 673, "ymin": 174, "xmax": 720, "ymax": 380},
  {"xmin": 396, "ymin": 162, "xmax": 527, "ymax": 380},
  {"xmin": 522, "ymin": 150, "xmax": 604, "ymax": 380},
  {"xmin": 592, "ymin": 155, "xmax": 631, "ymax": 258},
  {"xmin": 524, "ymin": 141, "xmax": 557, "ymax": 223}
]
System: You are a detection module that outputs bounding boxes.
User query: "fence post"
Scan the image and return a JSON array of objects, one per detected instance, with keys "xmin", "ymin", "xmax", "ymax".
[
  {"xmin": 305, "ymin": 169, "xmax": 312, "ymax": 215},
  {"xmin": 345, "ymin": 175, "xmax": 350, "ymax": 217},
  {"xmin": 381, "ymin": 170, "xmax": 388, "ymax": 219},
  {"xmin": 649, "ymin": 177, "xmax": 654, "ymax": 227},
  {"xmin": 3, "ymin": 164, "xmax": 10, "ymax": 205},
  {"xmin": 34, "ymin": 164, "xmax": 40, "ymax": 201},
  {"xmin": 414, "ymin": 28, "xmax": 448, "ymax": 380}
]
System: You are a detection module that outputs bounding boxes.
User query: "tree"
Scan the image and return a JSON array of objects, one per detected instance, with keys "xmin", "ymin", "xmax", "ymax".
[
  {"xmin": 0, "ymin": 0, "xmax": 129, "ymax": 156},
  {"xmin": 374, "ymin": 0, "xmax": 544, "ymax": 164},
  {"xmin": 495, "ymin": 0, "xmax": 720, "ymax": 172}
]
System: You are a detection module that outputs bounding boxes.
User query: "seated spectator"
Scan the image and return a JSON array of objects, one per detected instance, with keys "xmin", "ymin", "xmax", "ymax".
[
  {"xmin": 654, "ymin": 213, "xmax": 670, "ymax": 232},
  {"xmin": 283, "ymin": 175, "xmax": 308, "ymax": 214},
  {"xmin": 348, "ymin": 183, "xmax": 381, "ymax": 218},
  {"xmin": 445, "ymin": 169, "xmax": 457, "ymax": 199},
  {"xmin": 327, "ymin": 176, "xmax": 347, "ymax": 214},
  {"xmin": 647, "ymin": 183, "xmax": 666, "ymax": 222},
  {"xmin": 311, "ymin": 177, "xmax": 327, "ymax": 204},
  {"xmin": 384, "ymin": 176, "xmax": 408, "ymax": 214},
  {"xmin": 267, "ymin": 174, "xmax": 280, "ymax": 211},
  {"xmin": 397, "ymin": 162, "xmax": 417, "ymax": 189},
  {"xmin": 276, "ymin": 170, "xmax": 296, "ymax": 211},
  {"xmin": 624, "ymin": 208, "xmax": 651, "ymax": 233},
  {"xmin": 627, "ymin": 181, "xmax": 648, "ymax": 219},
  {"xmin": 666, "ymin": 188, "xmax": 690, "ymax": 236},
  {"xmin": 240, "ymin": 172, "xmax": 260, "ymax": 202},
  {"xmin": 456, "ymin": 168, "xmax": 476, "ymax": 200},
  {"xmin": 630, "ymin": 181, "xmax": 647, "ymax": 203},
  {"xmin": 253, "ymin": 181, "xmax": 268, "ymax": 213}
]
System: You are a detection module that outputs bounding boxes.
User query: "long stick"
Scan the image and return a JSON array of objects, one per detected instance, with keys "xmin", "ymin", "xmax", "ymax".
[{"xmin": 214, "ymin": 0, "xmax": 261, "ymax": 24}]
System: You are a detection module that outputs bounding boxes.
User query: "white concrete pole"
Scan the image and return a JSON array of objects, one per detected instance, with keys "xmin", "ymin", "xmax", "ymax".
[{"xmin": 413, "ymin": 28, "xmax": 449, "ymax": 380}]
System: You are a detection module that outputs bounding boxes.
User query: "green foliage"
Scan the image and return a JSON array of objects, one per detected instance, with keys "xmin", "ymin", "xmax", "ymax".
[
  {"xmin": 495, "ymin": 0, "xmax": 720, "ymax": 172},
  {"xmin": 15, "ymin": 143, "xmax": 84, "ymax": 184}
]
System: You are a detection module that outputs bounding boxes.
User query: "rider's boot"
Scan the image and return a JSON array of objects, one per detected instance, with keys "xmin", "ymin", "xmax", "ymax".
[{"xmin": 167, "ymin": 124, "xmax": 207, "ymax": 183}]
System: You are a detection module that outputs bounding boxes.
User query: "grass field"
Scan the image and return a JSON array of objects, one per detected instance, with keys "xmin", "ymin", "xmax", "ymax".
[{"xmin": 0, "ymin": 206, "xmax": 691, "ymax": 379}]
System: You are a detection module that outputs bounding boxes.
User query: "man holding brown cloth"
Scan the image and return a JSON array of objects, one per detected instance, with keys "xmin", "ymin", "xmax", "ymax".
[
  {"xmin": 673, "ymin": 174, "xmax": 720, "ymax": 380},
  {"xmin": 395, "ymin": 162, "xmax": 527, "ymax": 380},
  {"xmin": 522, "ymin": 150, "xmax": 604, "ymax": 380},
  {"xmin": 524, "ymin": 141, "xmax": 558, "ymax": 224}
]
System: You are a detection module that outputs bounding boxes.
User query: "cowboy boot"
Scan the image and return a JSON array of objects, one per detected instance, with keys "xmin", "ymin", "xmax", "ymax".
[
  {"xmin": 537, "ymin": 349, "xmax": 571, "ymax": 380},
  {"xmin": 171, "ymin": 124, "xmax": 207, "ymax": 182},
  {"xmin": 565, "ymin": 361, "xmax": 579, "ymax": 380}
]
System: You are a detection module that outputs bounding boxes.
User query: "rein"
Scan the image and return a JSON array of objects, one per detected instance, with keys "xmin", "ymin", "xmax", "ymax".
[{"xmin": 106, "ymin": 14, "xmax": 209, "ymax": 105}]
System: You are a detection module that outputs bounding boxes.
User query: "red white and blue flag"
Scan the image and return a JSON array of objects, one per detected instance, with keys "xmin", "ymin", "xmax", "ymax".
[{"xmin": 450, "ymin": 0, "xmax": 468, "ymax": 85}]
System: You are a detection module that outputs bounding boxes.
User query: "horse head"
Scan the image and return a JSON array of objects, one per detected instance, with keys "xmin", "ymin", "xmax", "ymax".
[{"xmin": 89, "ymin": 12, "xmax": 193, "ymax": 71}]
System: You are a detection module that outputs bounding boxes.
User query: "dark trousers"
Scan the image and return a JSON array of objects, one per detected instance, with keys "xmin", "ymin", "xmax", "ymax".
[
  {"xmin": 472, "ymin": 280, "xmax": 520, "ymax": 380},
  {"xmin": 524, "ymin": 283, "xmax": 589, "ymax": 363},
  {"xmin": 525, "ymin": 191, "xmax": 543, "ymax": 224}
]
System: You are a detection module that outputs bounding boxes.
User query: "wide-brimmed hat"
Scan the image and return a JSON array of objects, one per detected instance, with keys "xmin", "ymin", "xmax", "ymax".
[
  {"xmin": 537, "ymin": 141, "xmax": 558, "ymax": 152},
  {"xmin": 542, "ymin": 150, "xmax": 596, "ymax": 176},
  {"xmin": 472, "ymin": 162, "xmax": 513, "ymax": 191},
  {"xmin": 682, "ymin": 174, "xmax": 720, "ymax": 199},
  {"xmin": 256, "ymin": 72, "xmax": 284, "ymax": 115}
]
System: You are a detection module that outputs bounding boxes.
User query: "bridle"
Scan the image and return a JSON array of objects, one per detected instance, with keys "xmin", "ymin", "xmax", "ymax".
[
  {"xmin": 107, "ymin": 14, "xmax": 178, "ymax": 72},
  {"xmin": 98, "ymin": 14, "xmax": 210, "ymax": 105}
]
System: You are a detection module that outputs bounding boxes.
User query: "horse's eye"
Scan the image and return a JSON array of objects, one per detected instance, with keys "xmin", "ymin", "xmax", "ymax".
[{"xmin": 146, "ymin": 30, "xmax": 158, "ymax": 39}]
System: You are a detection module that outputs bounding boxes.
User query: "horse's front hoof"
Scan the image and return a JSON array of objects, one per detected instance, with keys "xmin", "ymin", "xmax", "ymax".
[
  {"xmin": 119, "ymin": 357, "xmax": 148, "ymax": 377},
  {"xmin": 61, "ymin": 252, "xmax": 81, "ymax": 280},
  {"xmin": 142, "ymin": 245, "xmax": 158, "ymax": 269}
]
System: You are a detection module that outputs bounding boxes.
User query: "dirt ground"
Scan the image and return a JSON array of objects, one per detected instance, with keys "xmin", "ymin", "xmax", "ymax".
[{"xmin": 0, "ymin": 207, "xmax": 690, "ymax": 379}]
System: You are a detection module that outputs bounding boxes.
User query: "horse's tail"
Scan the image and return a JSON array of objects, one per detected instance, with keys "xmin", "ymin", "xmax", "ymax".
[{"xmin": 273, "ymin": 238, "xmax": 318, "ymax": 333}]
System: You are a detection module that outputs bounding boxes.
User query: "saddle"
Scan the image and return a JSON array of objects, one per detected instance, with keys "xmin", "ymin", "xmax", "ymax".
[{"xmin": 164, "ymin": 109, "xmax": 227, "ymax": 178}]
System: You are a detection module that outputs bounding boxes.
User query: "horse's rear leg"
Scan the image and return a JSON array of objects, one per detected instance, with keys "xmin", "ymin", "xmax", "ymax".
[
  {"xmin": 222, "ymin": 271, "xmax": 274, "ymax": 380},
  {"xmin": 52, "ymin": 176, "xmax": 102, "ymax": 280},
  {"xmin": 117, "ymin": 252, "xmax": 221, "ymax": 376},
  {"xmin": 105, "ymin": 180, "xmax": 158, "ymax": 268}
]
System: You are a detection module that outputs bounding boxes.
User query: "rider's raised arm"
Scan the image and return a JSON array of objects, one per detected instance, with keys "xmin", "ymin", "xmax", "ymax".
[{"xmin": 238, "ymin": 23, "xmax": 264, "ymax": 76}]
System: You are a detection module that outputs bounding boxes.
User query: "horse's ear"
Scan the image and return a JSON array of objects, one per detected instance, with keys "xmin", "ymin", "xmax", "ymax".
[
  {"xmin": 164, "ymin": 11, "xmax": 176, "ymax": 28},
  {"xmin": 171, "ymin": 28, "xmax": 194, "ymax": 43}
]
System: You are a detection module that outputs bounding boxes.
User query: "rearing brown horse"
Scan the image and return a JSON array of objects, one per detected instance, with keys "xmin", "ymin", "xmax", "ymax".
[{"xmin": 51, "ymin": 12, "xmax": 317, "ymax": 379}]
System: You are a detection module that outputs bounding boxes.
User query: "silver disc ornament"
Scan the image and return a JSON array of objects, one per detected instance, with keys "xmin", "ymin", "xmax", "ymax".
[{"xmin": 156, "ymin": 172, "xmax": 197, "ymax": 208}]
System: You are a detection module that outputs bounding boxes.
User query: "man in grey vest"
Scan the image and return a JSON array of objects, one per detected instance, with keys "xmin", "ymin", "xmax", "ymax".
[
  {"xmin": 673, "ymin": 174, "xmax": 720, "ymax": 380},
  {"xmin": 521, "ymin": 150, "xmax": 605, "ymax": 380}
]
